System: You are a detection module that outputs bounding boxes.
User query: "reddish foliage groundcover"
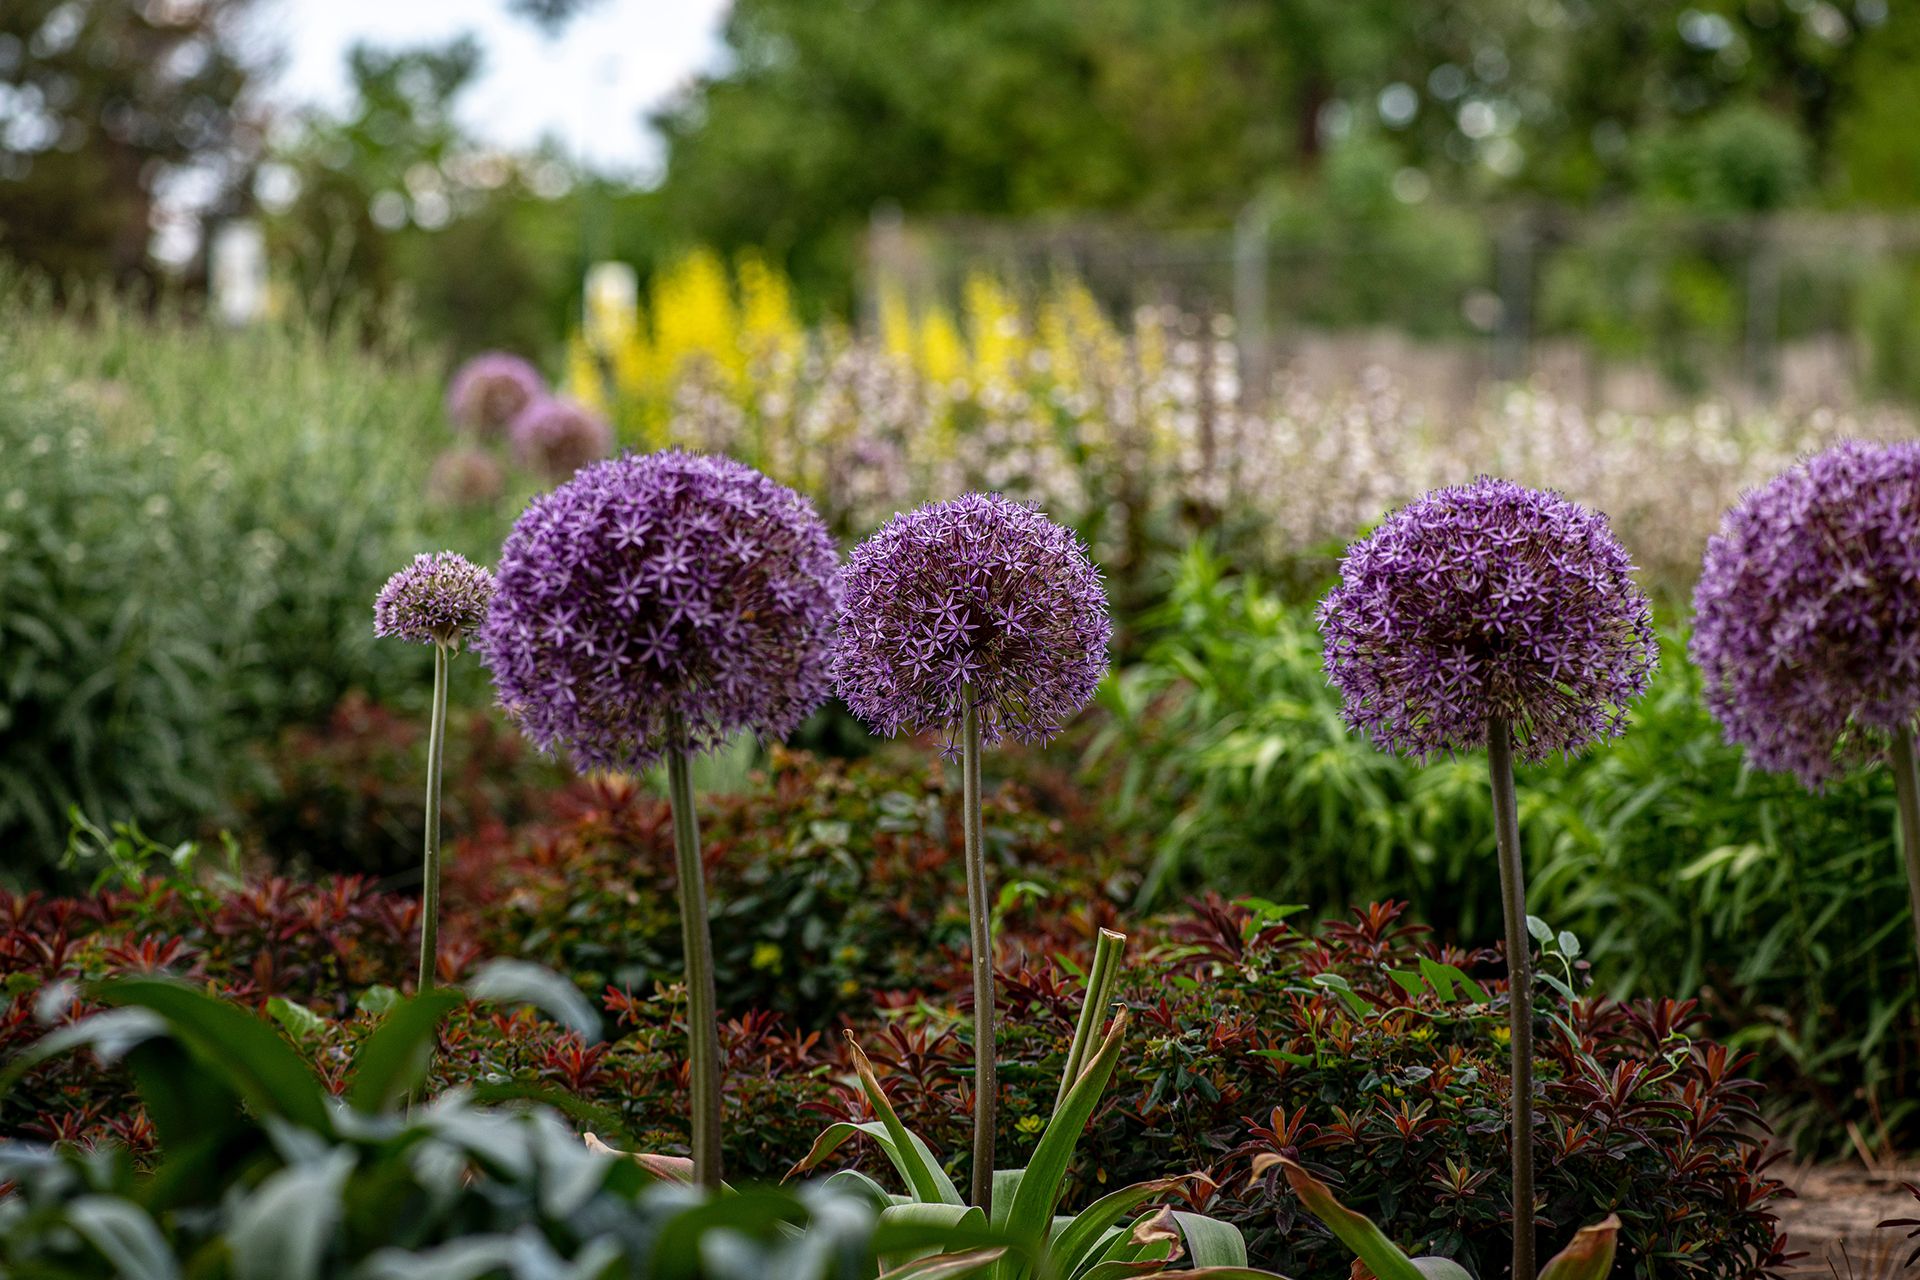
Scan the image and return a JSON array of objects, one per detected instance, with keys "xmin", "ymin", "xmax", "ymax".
[{"xmin": 2, "ymin": 747, "xmax": 1792, "ymax": 1279}]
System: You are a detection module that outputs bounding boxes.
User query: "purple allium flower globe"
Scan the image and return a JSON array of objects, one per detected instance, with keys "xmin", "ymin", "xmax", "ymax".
[
  {"xmin": 1692, "ymin": 440, "xmax": 1920, "ymax": 789},
  {"xmin": 447, "ymin": 352, "xmax": 545, "ymax": 440},
  {"xmin": 510, "ymin": 396, "xmax": 615, "ymax": 480},
  {"xmin": 374, "ymin": 552, "xmax": 496, "ymax": 648},
  {"xmin": 427, "ymin": 446, "xmax": 508, "ymax": 509},
  {"xmin": 479, "ymin": 450, "xmax": 838, "ymax": 772},
  {"xmin": 832, "ymin": 493, "xmax": 1111, "ymax": 748},
  {"xmin": 1319, "ymin": 477, "xmax": 1657, "ymax": 763}
]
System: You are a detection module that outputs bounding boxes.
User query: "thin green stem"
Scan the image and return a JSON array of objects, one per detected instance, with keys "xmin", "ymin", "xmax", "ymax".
[
  {"xmin": 961, "ymin": 687, "xmax": 996, "ymax": 1212},
  {"xmin": 418, "ymin": 642, "xmax": 449, "ymax": 994},
  {"xmin": 1056, "ymin": 928, "xmax": 1127, "ymax": 1114},
  {"xmin": 666, "ymin": 734, "xmax": 725, "ymax": 1190},
  {"xmin": 1488, "ymin": 717, "xmax": 1535, "ymax": 1280},
  {"xmin": 1890, "ymin": 725, "xmax": 1920, "ymax": 976}
]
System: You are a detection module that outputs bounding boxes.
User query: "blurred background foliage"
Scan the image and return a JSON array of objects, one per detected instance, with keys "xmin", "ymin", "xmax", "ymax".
[{"xmin": 2, "ymin": 0, "xmax": 1918, "ymax": 367}]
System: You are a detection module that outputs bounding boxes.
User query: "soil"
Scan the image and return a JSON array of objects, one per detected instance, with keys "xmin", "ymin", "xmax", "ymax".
[{"xmin": 1779, "ymin": 1164, "xmax": 1919, "ymax": 1278}]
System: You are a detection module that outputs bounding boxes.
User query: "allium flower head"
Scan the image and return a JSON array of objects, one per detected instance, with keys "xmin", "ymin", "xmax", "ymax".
[
  {"xmin": 1319, "ymin": 477, "xmax": 1656, "ymax": 763},
  {"xmin": 510, "ymin": 396, "xmax": 614, "ymax": 480},
  {"xmin": 478, "ymin": 450, "xmax": 837, "ymax": 771},
  {"xmin": 447, "ymin": 352, "xmax": 544, "ymax": 440},
  {"xmin": 427, "ymin": 446, "xmax": 507, "ymax": 509},
  {"xmin": 374, "ymin": 552, "xmax": 496, "ymax": 648},
  {"xmin": 1691, "ymin": 439, "xmax": 1920, "ymax": 789},
  {"xmin": 833, "ymin": 493, "xmax": 1111, "ymax": 748}
]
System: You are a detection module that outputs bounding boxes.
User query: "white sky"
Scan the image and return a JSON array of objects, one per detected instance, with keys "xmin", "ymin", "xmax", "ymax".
[{"xmin": 253, "ymin": 0, "xmax": 733, "ymax": 179}]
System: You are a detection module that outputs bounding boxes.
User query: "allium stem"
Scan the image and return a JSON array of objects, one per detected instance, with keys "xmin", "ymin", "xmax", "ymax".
[
  {"xmin": 417, "ymin": 642, "xmax": 449, "ymax": 994},
  {"xmin": 1891, "ymin": 725, "xmax": 1920, "ymax": 975},
  {"xmin": 666, "ymin": 735, "xmax": 725, "ymax": 1190},
  {"xmin": 961, "ymin": 686, "xmax": 997, "ymax": 1212},
  {"xmin": 1488, "ymin": 717, "xmax": 1535, "ymax": 1280}
]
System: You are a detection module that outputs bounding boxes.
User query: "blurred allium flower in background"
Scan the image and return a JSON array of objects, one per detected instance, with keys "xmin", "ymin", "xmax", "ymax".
[
  {"xmin": 833, "ymin": 493, "xmax": 1111, "ymax": 747},
  {"xmin": 426, "ymin": 446, "xmax": 507, "ymax": 509},
  {"xmin": 478, "ymin": 450, "xmax": 837, "ymax": 771},
  {"xmin": 510, "ymin": 396, "xmax": 614, "ymax": 480},
  {"xmin": 373, "ymin": 551, "xmax": 496, "ymax": 648},
  {"xmin": 1692, "ymin": 439, "xmax": 1920, "ymax": 788},
  {"xmin": 447, "ymin": 352, "xmax": 545, "ymax": 440},
  {"xmin": 1319, "ymin": 477, "xmax": 1657, "ymax": 763}
]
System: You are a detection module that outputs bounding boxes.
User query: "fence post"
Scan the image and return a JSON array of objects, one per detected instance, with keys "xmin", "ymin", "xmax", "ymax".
[
  {"xmin": 1745, "ymin": 221, "xmax": 1780, "ymax": 399},
  {"xmin": 863, "ymin": 201, "xmax": 906, "ymax": 338},
  {"xmin": 1495, "ymin": 217, "xmax": 1533, "ymax": 382},
  {"xmin": 1233, "ymin": 194, "xmax": 1273, "ymax": 408}
]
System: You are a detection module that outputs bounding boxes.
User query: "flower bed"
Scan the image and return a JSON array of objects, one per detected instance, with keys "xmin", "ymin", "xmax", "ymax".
[{"xmin": 1, "ymin": 752, "xmax": 1789, "ymax": 1277}]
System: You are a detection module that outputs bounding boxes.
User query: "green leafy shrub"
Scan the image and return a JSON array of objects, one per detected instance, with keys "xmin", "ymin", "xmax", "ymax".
[
  {"xmin": 239, "ymin": 694, "xmax": 568, "ymax": 876},
  {"xmin": 0, "ymin": 278, "xmax": 513, "ymax": 879},
  {"xmin": 1, "ymin": 827, "xmax": 1788, "ymax": 1277},
  {"xmin": 454, "ymin": 748, "xmax": 1135, "ymax": 1025},
  {"xmin": 1083, "ymin": 544, "xmax": 1919, "ymax": 1156}
]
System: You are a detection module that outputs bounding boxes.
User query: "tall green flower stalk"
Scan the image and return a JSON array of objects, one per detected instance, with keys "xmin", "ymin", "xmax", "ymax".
[
  {"xmin": 958, "ymin": 688, "xmax": 995, "ymax": 1206},
  {"xmin": 474, "ymin": 452, "xmax": 840, "ymax": 1192},
  {"xmin": 1893, "ymin": 728, "xmax": 1920, "ymax": 973},
  {"xmin": 1318, "ymin": 479, "xmax": 1656, "ymax": 1280},
  {"xmin": 373, "ymin": 552, "xmax": 496, "ymax": 996},
  {"xmin": 833, "ymin": 494, "xmax": 1112, "ymax": 1215},
  {"xmin": 418, "ymin": 642, "xmax": 450, "ymax": 992},
  {"xmin": 1487, "ymin": 718, "xmax": 1534, "ymax": 1277},
  {"xmin": 664, "ymin": 727, "xmax": 725, "ymax": 1186}
]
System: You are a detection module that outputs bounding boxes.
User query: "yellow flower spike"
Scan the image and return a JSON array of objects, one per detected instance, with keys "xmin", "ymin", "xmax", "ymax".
[
  {"xmin": 651, "ymin": 247, "xmax": 741, "ymax": 390},
  {"xmin": 879, "ymin": 283, "xmax": 916, "ymax": 362},
  {"xmin": 564, "ymin": 333, "xmax": 610, "ymax": 418},
  {"xmin": 963, "ymin": 270, "xmax": 1021, "ymax": 386},
  {"xmin": 918, "ymin": 304, "xmax": 966, "ymax": 387},
  {"xmin": 737, "ymin": 249, "xmax": 802, "ymax": 366}
]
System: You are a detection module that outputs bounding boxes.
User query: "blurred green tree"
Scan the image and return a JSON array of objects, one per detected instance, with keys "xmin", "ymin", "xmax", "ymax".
[
  {"xmin": 648, "ymin": 0, "xmax": 1904, "ymax": 290},
  {"xmin": 265, "ymin": 36, "xmax": 654, "ymax": 360},
  {"xmin": 0, "ymin": 0, "xmax": 263, "ymax": 287}
]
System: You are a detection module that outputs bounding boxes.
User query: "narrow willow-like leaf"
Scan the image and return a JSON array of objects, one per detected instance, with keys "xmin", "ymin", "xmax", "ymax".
[
  {"xmin": 1169, "ymin": 1211, "xmax": 1248, "ymax": 1268},
  {"xmin": 999, "ymin": 1011, "xmax": 1130, "ymax": 1275},
  {"xmin": 1049, "ymin": 1175, "xmax": 1207, "ymax": 1278},
  {"xmin": 581, "ymin": 1132, "xmax": 694, "ymax": 1183},
  {"xmin": 1537, "ymin": 1215, "xmax": 1621, "ymax": 1280},
  {"xmin": 877, "ymin": 1248, "xmax": 1008, "ymax": 1280},
  {"xmin": 839, "ymin": 1033, "xmax": 964, "ymax": 1206},
  {"xmin": 1253, "ymin": 1156, "xmax": 1426, "ymax": 1280}
]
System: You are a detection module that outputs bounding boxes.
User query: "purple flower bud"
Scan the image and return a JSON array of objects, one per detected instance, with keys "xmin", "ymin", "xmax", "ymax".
[
  {"xmin": 510, "ymin": 396, "xmax": 615, "ymax": 480},
  {"xmin": 1692, "ymin": 440, "xmax": 1920, "ymax": 789},
  {"xmin": 427, "ymin": 446, "xmax": 507, "ymax": 509},
  {"xmin": 478, "ymin": 450, "xmax": 838, "ymax": 771},
  {"xmin": 1319, "ymin": 477, "xmax": 1657, "ymax": 763},
  {"xmin": 374, "ymin": 552, "xmax": 496, "ymax": 648},
  {"xmin": 447, "ymin": 352, "xmax": 545, "ymax": 440},
  {"xmin": 832, "ymin": 493, "xmax": 1111, "ymax": 749}
]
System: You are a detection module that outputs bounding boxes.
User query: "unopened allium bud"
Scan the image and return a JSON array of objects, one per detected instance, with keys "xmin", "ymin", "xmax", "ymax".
[
  {"xmin": 374, "ymin": 552, "xmax": 496, "ymax": 648},
  {"xmin": 1692, "ymin": 440, "xmax": 1920, "ymax": 788},
  {"xmin": 1319, "ymin": 477, "xmax": 1656, "ymax": 763},
  {"xmin": 832, "ymin": 493, "xmax": 1111, "ymax": 748},
  {"xmin": 427, "ymin": 446, "xmax": 508, "ymax": 509}
]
